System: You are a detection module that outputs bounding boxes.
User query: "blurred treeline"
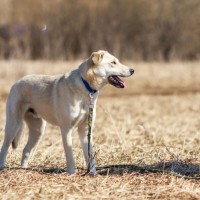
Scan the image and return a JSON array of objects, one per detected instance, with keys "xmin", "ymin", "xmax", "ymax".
[{"xmin": 0, "ymin": 0, "xmax": 200, "ymax": 61}]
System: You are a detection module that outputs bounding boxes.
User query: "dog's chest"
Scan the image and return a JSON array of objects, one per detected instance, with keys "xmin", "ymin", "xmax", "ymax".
[{"xmin": 70, "ymin": 100, "xmax": 89, "ymax": 126}]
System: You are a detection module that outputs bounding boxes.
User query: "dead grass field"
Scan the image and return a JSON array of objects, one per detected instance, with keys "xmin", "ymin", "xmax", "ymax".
[{"xmin": 1, "ymin": 60, "xmax": 200, "ymax": 199}]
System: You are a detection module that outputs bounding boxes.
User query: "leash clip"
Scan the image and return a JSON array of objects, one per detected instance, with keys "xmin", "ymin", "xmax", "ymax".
[
  {"xmin": 89, "ymin": 92, "xmax": 94, "ymax": 100},
  {"xmin": 89, "ymin": 93, "xmax": 94, "ymax": 107}
]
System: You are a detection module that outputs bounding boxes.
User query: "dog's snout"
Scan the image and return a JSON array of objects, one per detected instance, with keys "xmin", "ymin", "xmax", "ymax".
[{"xmin": 130, "ymin": 69, "xmax": 134, "ymax": 75}]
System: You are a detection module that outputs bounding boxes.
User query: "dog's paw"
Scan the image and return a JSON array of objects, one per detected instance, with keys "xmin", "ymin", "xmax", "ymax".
[
  {"xmin": 83, "ymin": 168, "xmax": 98, "ymax": 176},
  {"xmin": 66, "ymin": 169, "xmax": 76, "ymax": 175},
  {"xmin": 21, "ymin": 164, "xmax": 29, "ymax": 168},
  {"xmin": 89, "ymin": 171, "xmax": 98, "ymax": 176},
  {"xmin": 91, "ymin": 167, "xmax": 97, "ymax": 175}
]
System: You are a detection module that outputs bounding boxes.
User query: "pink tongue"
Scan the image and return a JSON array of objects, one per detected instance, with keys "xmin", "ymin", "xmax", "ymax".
[
  {"xmin": 114, "ymin": 76, "xmax": 126, "ymax": 88},
  {"xmin": 120, "ymin": 81, "xmax": 125, "ymax": 88}
]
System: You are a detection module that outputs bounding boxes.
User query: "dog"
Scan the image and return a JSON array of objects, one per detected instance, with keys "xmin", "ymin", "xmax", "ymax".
[{"xmin": 0, "ymin": 50, "xmax": 134, "ymax": 174}]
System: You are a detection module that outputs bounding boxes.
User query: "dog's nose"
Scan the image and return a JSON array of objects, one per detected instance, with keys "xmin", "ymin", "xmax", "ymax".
[{"xmin": 130, "ymin": 69, "xmax": 134, "ymax": 75}]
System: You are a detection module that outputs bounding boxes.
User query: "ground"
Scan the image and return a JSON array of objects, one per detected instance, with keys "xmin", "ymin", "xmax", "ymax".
[{"xmin": 0, "ymin": 61, "xmax": 200, "ymax": 199}]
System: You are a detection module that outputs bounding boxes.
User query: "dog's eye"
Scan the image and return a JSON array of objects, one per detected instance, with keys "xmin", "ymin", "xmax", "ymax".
[{"xmin": 111, "ymin": 61, "xmax": 116, "ymax": 65}]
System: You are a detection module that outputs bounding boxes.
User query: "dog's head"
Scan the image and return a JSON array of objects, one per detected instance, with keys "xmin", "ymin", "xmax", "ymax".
[{"xmin": 83, "ymin": 50, "xmax": 134, "ymax": 90}]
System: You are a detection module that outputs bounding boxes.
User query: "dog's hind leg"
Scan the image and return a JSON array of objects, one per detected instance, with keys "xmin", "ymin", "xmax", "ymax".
[
  {"xmin": 0, "ymin": 122, "xmax": 24, "ymax": 167},
  {"xmin": 0, "ymin": 102, "xmax": 25, "ymax": 167},
  {"xmin": 21, "ymin": 113, "xmax": 46, "ymax": 168}
]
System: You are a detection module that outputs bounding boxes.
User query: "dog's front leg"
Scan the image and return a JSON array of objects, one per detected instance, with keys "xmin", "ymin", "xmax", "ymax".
[
  {"xmin": 60, "ymin": 127, "xmax": 75, "ymax": 174},
  {"xmin": 78, "ymin": 121, "xmax": 97, "ymax": 175}
]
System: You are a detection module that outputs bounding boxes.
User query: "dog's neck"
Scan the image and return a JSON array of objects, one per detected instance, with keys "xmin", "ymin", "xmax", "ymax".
[
  {"xmin": 78, "ymin": 59, "xmax": 106, "ymax": 91},
  {"xmin": 81, "ymin": 77, "xmax": 97, "ymax": 94}
]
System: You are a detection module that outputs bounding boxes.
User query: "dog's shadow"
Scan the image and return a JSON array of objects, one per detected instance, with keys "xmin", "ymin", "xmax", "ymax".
[
  {"xmin": 96, "ymin": 160, "xmax": 200, "ymax": 179},
  {"xmin": 1, "ymin": 160, "xmax": 200, "ymax": 179}
]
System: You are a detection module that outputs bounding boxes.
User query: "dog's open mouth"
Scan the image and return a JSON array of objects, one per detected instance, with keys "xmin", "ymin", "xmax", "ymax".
[{"xmin": 108, "ymin": 75, "xmax": 125, "ymax": 88}]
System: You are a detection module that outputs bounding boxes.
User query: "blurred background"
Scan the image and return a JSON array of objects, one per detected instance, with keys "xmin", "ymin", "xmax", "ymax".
[{"xmin": 0, "ymin": 0, "xmax": 199, "ymax": 61}]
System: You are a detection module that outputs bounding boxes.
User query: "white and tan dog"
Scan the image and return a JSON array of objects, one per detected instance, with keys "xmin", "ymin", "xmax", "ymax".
[{"xmin": 0, "ymin": 50, "xmax": 134, "ymax": 174}]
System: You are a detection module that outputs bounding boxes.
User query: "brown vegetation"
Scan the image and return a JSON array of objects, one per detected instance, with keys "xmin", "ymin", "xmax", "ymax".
[
  {"xmin": 0, "ymin": 61, "xmax": 200, "ymax": 199},
  {"xmin": 0, "ymin": 0, "xmax": 200, "ymax": 60}
]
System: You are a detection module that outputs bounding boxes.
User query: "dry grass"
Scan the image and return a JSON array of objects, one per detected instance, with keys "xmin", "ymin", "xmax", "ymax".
[{"xmin": 1, "ymin": 60, "xmax": 200, "ymax": 199}]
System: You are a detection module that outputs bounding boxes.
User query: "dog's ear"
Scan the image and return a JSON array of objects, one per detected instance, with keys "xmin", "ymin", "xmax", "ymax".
[{"xmin": 91, "ymin": 52, "xmax": 104, "ymax": 65}]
